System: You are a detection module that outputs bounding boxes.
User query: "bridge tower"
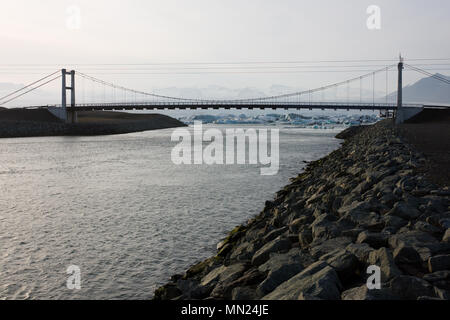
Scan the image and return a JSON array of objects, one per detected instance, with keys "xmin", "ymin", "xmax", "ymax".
[
  {"xmin": 395, "ymin": 56, "xmax": 423, "ymax": 124},
  {"xmin": 397, "ymin": 55, "xmax": 403, "ymax": 110},
  {"xmin": 61, "ymin": 69, "xmax": 77, "ymax": 123},
  {"xmin": 394, "ymin": 55, "xmax": 404, "ymax": 124}
]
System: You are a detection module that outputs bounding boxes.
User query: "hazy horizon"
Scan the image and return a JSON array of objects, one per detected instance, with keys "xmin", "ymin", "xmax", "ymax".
[{"xmin": 1, "ymin": 0, "xmax": 450, "ymax": 105}]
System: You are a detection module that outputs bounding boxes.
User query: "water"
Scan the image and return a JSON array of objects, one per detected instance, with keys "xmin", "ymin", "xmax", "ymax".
[{"xmin": 0, "ymin": 125, "xmax": 341, "ymax": 300}]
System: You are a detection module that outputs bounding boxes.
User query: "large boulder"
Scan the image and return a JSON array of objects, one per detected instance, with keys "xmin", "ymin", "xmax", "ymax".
[
  {"xmin": 231, "ymin": 287, "xmax": 257, "ymax": 300},
  {"xmin": 211, "ymin": 268, "xmax": 266, "ymax": 299},
  {"xmin": 393, "ymin": 244, "xmax": 422, "ymax": 266},
  {"xmin": 423, "ymin": 271, "xmax": 450, "ymax": 290},
  {"xmin": 251, "ymin": 236, "xmax": 291, "ymax": 266},
  {"xmin": 388, "ymin": 231, "xmax": 440, "ymax": 262},
  {"xmin": 310, "ymin": 213, "xmax": 338, "ymax": 240},
  {"xmin": 388, "ymin": 276, "xmax": 436, "ymax": 300},
  {"xmin": 341, "ymin": 284, "xmax": 398, "ymax": 300},
  {"xmin": 262, "ymin": 261, "xmax": 342, "ymax": 300},
  {"xmin": 256, "ymin": 263, "xmax": 303, "ymax": 297},
  {"xmin": 368, "ymin": 248, "xmax": 402, "ymax": 282},
  {"xmin": 257, "ymin": 248, "xmax": 308, "ymax": 273},
  {"xmin": 319, "ymin": 250, "xmax": 358, "ymax": 283},
  {"xmin": 443, "ymin": 229, "xmax": 450, "ymax": 242},
  {"xmin": 201, "ymin": 263, "xmax": 247, "ymax": 288},
  {"xmin": 346, "ymin": 243, "xmax": 374, "ymax": 264},
  {"xmin": 309, "ymin": 237, "xmax": 353, "ymax": 259},
  {"xmin": 357, "ymin": 231, "xmax": 389, "ymax": 249},
  {"xmin": 387, "ymin": 201, "xmax": 421, "ymax": 220},
  {"xmin": 428, "ymin": 254, "xmax": 450, "ymax": 273}
]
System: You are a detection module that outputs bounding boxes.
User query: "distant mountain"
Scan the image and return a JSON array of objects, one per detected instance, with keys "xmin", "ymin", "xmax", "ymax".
[
  {"xmin": 154, "ymin": 84, "xmax": 302, "ymax": 100},
  {"xmin": 387, "ymin": 73, "xmax": 450, "ymax": 104}
]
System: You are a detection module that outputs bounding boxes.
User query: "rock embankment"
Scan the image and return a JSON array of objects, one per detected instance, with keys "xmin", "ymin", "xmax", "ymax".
[{"xmin": 154, "ymin": 120, "xmax": 450, "ymax": 300}]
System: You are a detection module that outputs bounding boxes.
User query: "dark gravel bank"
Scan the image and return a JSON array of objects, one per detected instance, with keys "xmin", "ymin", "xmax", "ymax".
[
  {"xmin": 0, "ymin": 109, "xmax": 186, "ymax": 138},
  {"xmin": 154, "ymin": 119, "xmax": 450, "ymax": 300}
]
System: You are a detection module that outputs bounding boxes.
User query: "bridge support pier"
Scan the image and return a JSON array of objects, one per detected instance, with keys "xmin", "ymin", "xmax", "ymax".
[
  {"xmin": 61, "ymin": 69, "xmax": 77, "ymax": 123},
  {"xmin": 394, "ymin": 56, "xmax": 424, "ymax": 124},
  {"xmin": 396, "ymin": 106, "xmax": 424, "ymax": 124}
]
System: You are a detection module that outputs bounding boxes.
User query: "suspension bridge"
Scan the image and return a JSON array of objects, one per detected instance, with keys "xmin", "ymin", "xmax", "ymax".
[{"xmin": 1, "ymin": 58, "xmax": 449, "ymax": 124}]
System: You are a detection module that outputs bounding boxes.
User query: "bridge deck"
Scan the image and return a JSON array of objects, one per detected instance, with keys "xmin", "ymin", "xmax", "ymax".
[{"xmin": 56, "ymin": 102, "xmax": 414, "ymax": 111}]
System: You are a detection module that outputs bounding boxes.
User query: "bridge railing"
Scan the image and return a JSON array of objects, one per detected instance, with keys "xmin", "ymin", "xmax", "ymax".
[{"xmin": 67, "ymin": 101, "xmax": 417, "ymax": 108}]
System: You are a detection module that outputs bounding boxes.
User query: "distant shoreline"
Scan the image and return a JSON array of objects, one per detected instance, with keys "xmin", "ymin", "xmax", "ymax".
[{"xmin": 0, "ymin": 109, "xmax": 187, "ymax": 138}]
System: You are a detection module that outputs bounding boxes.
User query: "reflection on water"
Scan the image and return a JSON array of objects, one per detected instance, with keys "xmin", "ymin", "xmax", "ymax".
[{"xmin": 0, "ymin": 125, "xmax": 341, "ymax": 299}]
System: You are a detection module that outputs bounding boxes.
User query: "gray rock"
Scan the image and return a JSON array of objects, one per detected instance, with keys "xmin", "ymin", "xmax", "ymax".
[
  {"xmin": 387, "ymin": 201, "xmax": 421, "ymax": 220},
  {"xmin": 262, "ymin": 261, "xmax": 341, "ymax": 300},
  {"xmin": 443, "ymin": 229, "xmax": 450, "ymax": 242},
  {"xmin": 433, "ymin": 287, "xmax": 450, "ymax": 300},
  {"xmin": 346, "ymin": 243, "xmax": 374, "ymax": 263},
  {"xmin": 256, "ymin": 262, "xmax": 303, "ymax": 296},
  {"xmin": 230, "ymin": 241, "xmax": 260, "ymax": 261},
  {"xmin": 417, "ymin": 296, "xmax": 444, "ymax": 301},
  {"xmin": 440, "ymin": 218, "xmax": 450, "ymax": 229},
  {"xmin": 414, "ymin": 221, "xmax": 441, "ymax": 235},
  {"xmin": 368, "ymin": 248, "xmax": 402, "ymax": 282},
  {"xmin": 231, "ymin": 287, "xmax": 257, "ymax": 300},
  {"xmin": 298, "ymin": 230, "xmax": 313, "ymax": 248},
  {"xmin": 352, "ymin": 181, "xmax": 371, "ymax": 195},
  {"xmin": 357, "ymin": 231, "xmax": 389, "ymax": 249},
  {"xmin": 201, "ymin": 263, "xmax": 247, "ymax": 287},
  {"xmin": 388, "ymin": 231, "xmax": 439, "ymax": 261},
  {"xmin": 210, "ymin": 268, "xmax": 265, "ymax": 299},
  {"xmin": 154, "ymin": 283, "xmax": 182, "ymax": 300},
  {"xmin": 379, "ymin": 193, "xmax": 398, "ymax": 207},
  {"xmin": 310, "ymin": 213, "xmax": 337, "ymax": 239},
  {"xmin": 428, "ymin": 254, "xmax": 450, "ymax": 273},
  {"xmin": 289, "ymin": 218, "xmax": 306, "ymax": 234},
  {"xmin": 338, "ymin": 201, "xmax": 378, "ymax": 218},
  {"xmin": 423, "ymin": 270, "xmax": 450, "ymax": 283},
  {"xmin": 257, "ymin": 248, "xmax": 303, "ymax": 273},
  {"xmin": 320, "ymin": 250, "xmax": 358, "ymax": 282},
  {"xmin": 309, "ymin": 237, "xmax": 353, "ymax": 259},
  {"xmin": 396, "ymin": 177, "xmax": 417, "ymax": 192},
  {"xmin": 382, "ymin": 215, "xmax": 408, "ymax": 232},
  {"xmin": 262, "ymin": 226, "xmax": 289, "ymax": 243},
  {"xmin": 389, "ymin": 276, "xmax": 435, "ymax": 300},
  {"xmin": 393, "ymin": 244, "xmax": 422, "ymax": 266},
  {"xmin": 346, "ymin": 211, "xmax": 382, "ymax": 230},
  {"xmin": 298, "ymin": 292, "xmax": 323, "ymax": 300},
  {"xmin": 251, "ymin": 236, "xmax": 291, "ymax": 266},
  {"xmin": 176, "ymin": 279, "xmax": 208, "ymax": 299},
  {"xmin": 341, "ymin": 285, "xmax": 397, "ymax": 300},
  {"xmin": 423, "ymin": 270, "xmax": 450, "ymax": 286},
  {"xmin": 423, "ymin": 196, "xmax": 448, "ymax": 213},
  {"xmin": 341, "ymin": 228, "xmax": 365, "ymax": 240}
]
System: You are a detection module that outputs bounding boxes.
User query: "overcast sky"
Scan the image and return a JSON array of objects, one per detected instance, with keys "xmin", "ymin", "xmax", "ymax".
[{"xmin": 1, "ymin": 0, "xmax": 449, "ymax": 96}]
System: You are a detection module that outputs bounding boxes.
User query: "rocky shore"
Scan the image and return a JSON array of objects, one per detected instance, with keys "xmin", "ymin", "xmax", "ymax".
[{"xmin": 154, "ymin": 119, "xmax": 450, "ymax": 300}]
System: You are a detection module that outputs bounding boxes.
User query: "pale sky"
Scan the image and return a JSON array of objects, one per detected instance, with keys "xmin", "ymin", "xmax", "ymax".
[{"xmin": 1, "ymin": 0, "xmax": 449, "ymax": 101}]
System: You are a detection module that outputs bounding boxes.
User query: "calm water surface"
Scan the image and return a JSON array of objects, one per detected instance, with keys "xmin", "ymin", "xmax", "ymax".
[{"xmin": 0, "ymin": 125, "xmax": 341, "ymax": 299}]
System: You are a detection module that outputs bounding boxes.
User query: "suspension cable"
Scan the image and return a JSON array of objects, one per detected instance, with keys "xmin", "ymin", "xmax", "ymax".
[
  {"xmin": 77, "ymin": 64, "xmax": 397, "ymax": 104},
  {"xmin": 0, "ymin": 70, "xmax": 60, "ymax": 103},
  {"xmin": 405, "ymin": 64, "xmax": 450, "ymax": 85},
  {"xmin": 0, "ymin": 75, "xmax": 61, "ymax": 106}
]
